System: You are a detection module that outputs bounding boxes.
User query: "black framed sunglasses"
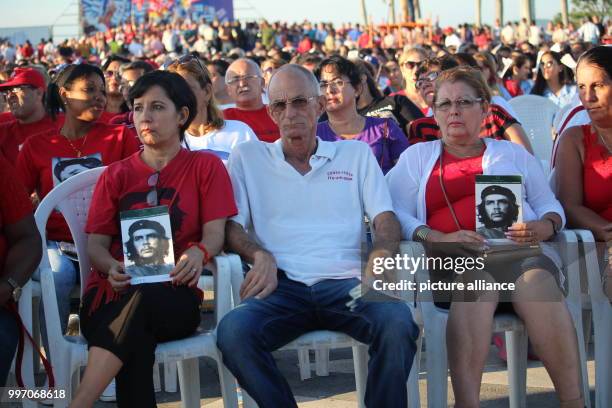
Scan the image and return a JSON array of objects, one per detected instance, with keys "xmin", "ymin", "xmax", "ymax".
[{"xmin": 146, "ymin": 172, "xmax": 160, "ymax": 207}]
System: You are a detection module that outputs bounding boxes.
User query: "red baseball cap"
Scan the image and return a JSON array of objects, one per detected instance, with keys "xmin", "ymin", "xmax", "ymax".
[{"xmin": 0, "ymin": 68, "xmax": 46, "ymax": 91}]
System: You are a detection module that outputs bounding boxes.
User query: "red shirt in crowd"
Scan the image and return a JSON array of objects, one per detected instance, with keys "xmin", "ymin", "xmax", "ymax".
[
  {"xmin": 16, "ymin": 123, "xmax": 140, "ymax": 242},
  {"xmin": 223, "ymin": 106, "xmax": 280, "ymax": 143},
  {"xmin": 582, "ymin": 125, "xmax": 612, "ymax": 222},
  {"xmin": 503, "ymin": 79, "xmax": 523, "ymax": 98},
  {"xmin": 98, "ymin": 111, "xmax": 120, "ymax": 124},
  {"xmin": 0, "ymin": 155, "xmax": 33, "ymax": 277},
  {"xmin": 425, "ymin": 150, "xmax": 485, "ymax": 233},
  {"xmin": 84, "ymin": 148, "xmax": 238, "ymax": 310},
  {"xmin": 0, "ymin": 115, "xmax": 63, "ymax": 165},
  {"xmin": 0, "ymin": 112, "xmax": 14, "ymax": 124},
  {"xmin": 408, "ymin": 104, "xmax": 519, "ymax": 145}
]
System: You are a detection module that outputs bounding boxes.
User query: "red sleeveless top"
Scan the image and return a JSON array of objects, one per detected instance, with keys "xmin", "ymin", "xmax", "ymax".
[{"xmin": 582, "ymin": 125, "xmax": 612, "ymax": 222}]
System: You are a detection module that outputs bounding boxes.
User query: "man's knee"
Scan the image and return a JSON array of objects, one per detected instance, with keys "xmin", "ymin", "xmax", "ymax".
[
  {"xmin": 217, "ymin": 307, "xmax": 261, "ymax": 355},
  {"xmin": 371, "ymin": 304, "xmax": 419, "ymax": 344}
]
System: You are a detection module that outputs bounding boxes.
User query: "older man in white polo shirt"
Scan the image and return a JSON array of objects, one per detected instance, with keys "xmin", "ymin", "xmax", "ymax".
[{"xmin": 216, "ymin": 64, "xmax": 419, "ymax": 408}]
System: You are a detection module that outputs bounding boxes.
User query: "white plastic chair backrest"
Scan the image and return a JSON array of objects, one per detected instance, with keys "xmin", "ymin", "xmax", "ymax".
[
  {"xmin": 34, "ymin": 166, "xmax": 106, "ymax": 297},
  {"xmin": 553, "ymin": 103, "xmax": 573, "ymax": 135},
  {"xmin": 508, "ymin": 95, "xmax": 558, "ymax": 163}
]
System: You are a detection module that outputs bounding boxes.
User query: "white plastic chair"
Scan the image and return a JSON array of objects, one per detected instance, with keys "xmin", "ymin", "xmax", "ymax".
[
  {"xmin": 572, "ymin": 229, "xmax": 611, "ymax": 408},
  {"xmin": 508, "ymin": 95, "xmax": 558, "ymax": 172},
  {"xmin": 33, "ymin": 167, "xmax": 238, "ymax": 408},
  {"xmin": 227, "ymin": 249, "xmax": 423, "ymax": 408},
  {"xmin": 554, "ymin": 231, "xmax": 592, "ymax": 408}
]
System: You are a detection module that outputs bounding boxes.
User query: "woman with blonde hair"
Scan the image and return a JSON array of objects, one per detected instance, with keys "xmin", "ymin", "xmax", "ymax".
[{"xmin": 168, "ymin": 54, "xmax": 255, "ymax": 163}]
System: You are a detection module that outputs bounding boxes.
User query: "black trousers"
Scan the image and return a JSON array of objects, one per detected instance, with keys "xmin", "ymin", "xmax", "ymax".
[{"xmin": 80, "ymin": 283, "xmax": 201, "ymax": 407}]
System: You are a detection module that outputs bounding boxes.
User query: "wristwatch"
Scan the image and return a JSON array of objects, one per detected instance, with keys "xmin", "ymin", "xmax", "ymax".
[
  {"xmin": 4, "ymin": 277, "xmax": 22, "ymax": 303},
  {"xmin": 546, "ymin": 218, "xmax": 561, "ymax": 235}
]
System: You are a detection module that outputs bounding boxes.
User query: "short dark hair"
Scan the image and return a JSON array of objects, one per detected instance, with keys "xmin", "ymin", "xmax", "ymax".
[
  {"xmin": 121, "ymin": 60, "xmax": 154, "ymax": 75},
  {"xmin": 128, "ymin": 71, "xmax": 197, "ymax": 142},
  {"xmin": 314, "ymin": 55, "xmax": 362, "ymax": 88},
  {"xmin": 46, "ymin": 63, "xmax": 105, "ymax": 120},
  {"xmin": 207, "ymin": 59, "xmax": 230, "ymax": 77},
  {"xmin": 102, "ymin": 54, "xmax": 130, "ymax": 71}
]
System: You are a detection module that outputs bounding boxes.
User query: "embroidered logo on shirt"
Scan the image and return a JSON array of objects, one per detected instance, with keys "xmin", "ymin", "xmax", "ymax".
[{"xmin": 327, "ymin": 170, "xmax": 353, "ymax": 181}]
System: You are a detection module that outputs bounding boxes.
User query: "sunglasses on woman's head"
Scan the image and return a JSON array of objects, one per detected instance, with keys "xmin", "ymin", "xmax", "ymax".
[
  {"xmin": 170, "ymin": 53, "xmax": 208, "ymax": 78},
  {"xmin": 146, "ymin": 172, "xmax": 160, "ymax": 207}
]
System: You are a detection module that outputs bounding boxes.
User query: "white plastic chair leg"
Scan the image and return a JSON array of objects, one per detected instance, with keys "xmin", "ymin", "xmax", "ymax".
[
  {"xmin": 352, "ymin": 344, "xmax": 367, "ymax": 408},
  {"xmin": 425, "ymin": 316, "xmax": 449, "ymax": 408},
  {"xmin": 176, "ymin": 358, "xmax": 200, "ymax": 408},
  {"xmin": 407, "ymin": 334, "xmax": 422, "ymax": 408},
  {"xmin": 505, "ymin": 330, "xmax": 527, "ymax": 408},
  {"xmin": 164, "ymin": 361, "xmax": 178, "ymax": 392},
  {"xmin": 297, "ymin": 348, "xmax": 311, "ymax": 380},
  {"xmin": 242, "ymin": 390, "xmax": 258, "ymax": 408},
  {"xmin": 314, "ymin": 346, "xmax": 330, "ymax": 376},
  {"xmin": 153, "ymin": 363, "xmax": 161, "ymax": 392},
  {"xmin": 215, "ymin": 359, "xmax": 239, "ymax": 408}
]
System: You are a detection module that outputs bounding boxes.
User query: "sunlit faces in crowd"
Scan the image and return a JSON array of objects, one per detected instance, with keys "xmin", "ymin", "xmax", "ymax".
[
  {"xmin": 59, "ymin": 74, "xmax": 107, "ymax": 122},
  {"xmin": 1, "ymin": 85, "xmax": 44, "ymax": 120},
  {"xmin": 576, "ymin": 62, "xmax": 612, "ymax": 126},
  {"xmin": 132, "ymin": 85, "xmax": 189, "ymax": 147},
  {"xmin": 104, "ymin": 60, "xmax": 123, "ymax": 96},
  {"xmin": 384, "ymin": 60, "xmax": 404, "ymax": 90},
  {"xmin": 416, "ymin": 68, "xmax": 440, "ymax": 107},
  {"xmin": 225, "ymin": 59, "xmax": 265, "ymax": 108},
  {"xmin": 267, "ymin": 66, "xmax": 325, "ymax": 148},
  {"xmin": 432, "ymin": 80, "xmax": 488, "ymax": 141},
  {"xmin": 318, "ymin": 64, "xmax": 362, "ymax": 113}
]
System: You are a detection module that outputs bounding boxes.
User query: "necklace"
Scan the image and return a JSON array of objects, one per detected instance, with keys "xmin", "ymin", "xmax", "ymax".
[
  {"xmin": 599, "ymin": 132, "xmax": 612, "ymax": 155},
  {"xmin": 62, "ymin": 130, "xmax": 89, "ymax": 158}
]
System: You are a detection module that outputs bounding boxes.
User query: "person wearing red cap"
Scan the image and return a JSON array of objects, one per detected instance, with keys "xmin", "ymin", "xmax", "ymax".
[{"xmin": 0, "ymin": 68, "xmax": 61, "ymax": 164}]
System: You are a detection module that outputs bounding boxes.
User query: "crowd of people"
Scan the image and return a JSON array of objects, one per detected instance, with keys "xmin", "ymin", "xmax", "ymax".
[{"xmin": 0, "ymin": 12, "xmax": 611, "ymax": 408}]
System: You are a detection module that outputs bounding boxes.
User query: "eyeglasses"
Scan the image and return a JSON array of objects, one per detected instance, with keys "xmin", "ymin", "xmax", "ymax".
[
  {"xmin": 402, "ymin": 60, "xmax": 421, "ymax": 70},
  {"xmin": 225, "ymin": 74, "xmax": 261, "ymax": 86},
  {"xmin": 319, "ymin": 78, "xmax": 346, "ymax": 91},
  {"xmin": 146, "ymin": 172, "xmax": 160, "ymax": 207},
  {"xmin": 416, "ymin": 72, "xmax": 439, "ymax": 89},
  {"xmin": 540, "ymin": 61, "xmax": 556, "ymax": 69},
  {"xmin": 1, "ymin": 85, "xmax": 33, "ymax": 96},
  {"xmin": 434, "ymin": 97, "xmax": 483, "ymax": 112},
  {"xmin": 269, "ymin": 95, "xmax": 318, "ymax": 115},
  {"xmin": 120, "ymin": 79, "xmax": 137, "ymax": 91},
  {"xmin": 104, "ymin": 70, "xmax": 120, "ymax": 79}
]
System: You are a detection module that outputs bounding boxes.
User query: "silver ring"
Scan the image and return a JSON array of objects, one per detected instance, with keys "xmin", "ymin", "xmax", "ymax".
[{"xmin": 191, "ymin": 267, "xmax": 197, "ymax": 273}]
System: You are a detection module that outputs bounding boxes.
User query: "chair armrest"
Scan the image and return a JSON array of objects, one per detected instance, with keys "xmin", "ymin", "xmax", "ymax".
[{"xmin": 196, "ymin": 255, "xmax": 233, "ymax": 326}]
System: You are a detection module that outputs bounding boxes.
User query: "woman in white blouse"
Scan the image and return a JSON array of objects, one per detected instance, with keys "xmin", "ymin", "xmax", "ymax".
[
  {"xmin": 168, "ymin": 55, "xmax": 255, "ymax": 163},
  {"xmin": 387, "ymin": 67, "xmax": 584, "ymax": 408}
]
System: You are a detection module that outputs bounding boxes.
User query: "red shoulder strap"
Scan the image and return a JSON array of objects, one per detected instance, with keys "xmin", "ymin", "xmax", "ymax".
[{"xmin": 5, "ymin": 301, "xmax": 55, "ymax": 388}]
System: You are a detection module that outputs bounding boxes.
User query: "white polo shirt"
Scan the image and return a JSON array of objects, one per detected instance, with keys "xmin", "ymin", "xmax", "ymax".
[{"xmin": 228, "ymin": 138, "xmax": 394, "ymax": 286}]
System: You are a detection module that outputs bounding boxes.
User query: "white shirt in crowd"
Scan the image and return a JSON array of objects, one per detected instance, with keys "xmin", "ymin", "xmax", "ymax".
[
  {"xmin": 228, "ymin": 138, "xmax": 393, "ymax": 286},
  {"xmin": 183, "ymin": 119, "xmax": 256, "ymax": 164}
]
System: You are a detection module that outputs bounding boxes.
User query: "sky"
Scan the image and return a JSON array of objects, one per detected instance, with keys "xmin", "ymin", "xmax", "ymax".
[{"xmin": 0, "ymin": 0, "xmax": 567, "ymax": 30}]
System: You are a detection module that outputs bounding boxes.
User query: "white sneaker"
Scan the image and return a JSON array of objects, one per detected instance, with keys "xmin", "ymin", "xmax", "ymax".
[{"xmin": 99, "ymin": 379, "xmax": 116, "ymax": 402}]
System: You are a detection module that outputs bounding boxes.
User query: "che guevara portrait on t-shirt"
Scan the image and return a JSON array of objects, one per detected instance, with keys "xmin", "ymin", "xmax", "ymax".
[{"xmin": 51, "ymin": 153, "xmax": 103, "ymax": 186}]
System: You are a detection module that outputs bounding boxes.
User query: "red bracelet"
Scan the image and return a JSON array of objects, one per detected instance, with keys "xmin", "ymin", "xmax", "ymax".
[{"xmin": 187, "ymin": 242, "xmax": 211, "ymax": 265}]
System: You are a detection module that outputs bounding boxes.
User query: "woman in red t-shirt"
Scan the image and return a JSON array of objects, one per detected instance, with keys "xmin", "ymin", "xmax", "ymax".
[
  {"xmin": 70, "ymin": 71, "xmax": 237, "ymax": 408},
  {"xmin": 388, "ymin": 68, "xmax": 584, "ymax": 407},
  {"xmin": 556, "ymin": 46, "xmax": 612, "ymax": 301},
  {"xmin": 16, "ymin": 64, "xmax": 139, "ymax": 342}
]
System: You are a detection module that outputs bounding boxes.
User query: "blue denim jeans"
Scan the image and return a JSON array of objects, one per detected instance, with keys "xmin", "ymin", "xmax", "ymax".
[
  {"xmin": 32, "ymin": 240, "xmax": 78, "ymax": 341},
  {"xmin": 217, "ymin": 272, "xmax": 419, "ymax": 408},
  {"xmin": 0, "ymin": 306, "xmax": 19, "ymax": 386}
]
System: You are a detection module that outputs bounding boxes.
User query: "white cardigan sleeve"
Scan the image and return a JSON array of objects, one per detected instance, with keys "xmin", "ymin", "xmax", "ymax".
[{"xmin": 386, "ymin": 145, "xmax": 428, "ymax": 240}]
